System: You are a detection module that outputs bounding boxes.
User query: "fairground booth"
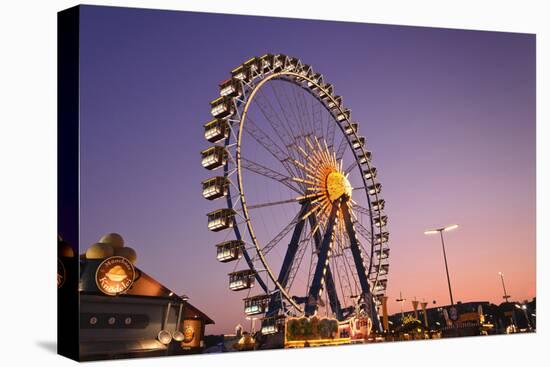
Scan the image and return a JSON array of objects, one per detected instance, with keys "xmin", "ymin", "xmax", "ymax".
[{"xmin": 58, "ymin": 233, "xmax": 214, "ymax": 361}]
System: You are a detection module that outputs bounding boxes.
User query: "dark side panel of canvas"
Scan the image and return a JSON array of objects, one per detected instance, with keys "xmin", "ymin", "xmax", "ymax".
[{"xmin": 57, "ymin": 5, "xmax": 80, "ymax": 362}]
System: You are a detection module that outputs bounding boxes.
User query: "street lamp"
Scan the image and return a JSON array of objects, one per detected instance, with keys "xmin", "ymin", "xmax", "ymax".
[
  {"xmin": 498, "ymin": 272, "xmax": 511, "ymax": 303},
  {"xmin": 424, "ymin": 224, "xmax": 458, "ymax": 305},
  {"xmin": 396, "ymin": 291, "xmax": 406, "ymax": 321}
]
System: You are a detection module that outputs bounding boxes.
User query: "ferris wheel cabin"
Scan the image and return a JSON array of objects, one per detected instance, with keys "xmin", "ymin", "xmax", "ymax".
[
  {"xmin": 219, "ymin": 78, "xmax": 242, "ymax": 98},
  {"xmin": 204, "ymin": 119, "xmax": 230, "ymax": 143},
  {"xmin": 375, "ymin": 248, "xmax": 390, "ymax": 260},
  {"xmin": 243, "ymin": 57, "xmax": 260, "ymax": 74},
  {"xmin": 286, "ymin": 57, "xmax": 300, "ymax": 72},
  {"xmin": 231, "ymin": 57, "xmax": 260, "ymax": 83},
  {"xmin": 259, "ymin": 54, "xmax": 274, "ymax": 72},
  {"xmin": 378, "ymin": 264, "xmax": 390, "ymax": 276},
  {"xmin": 358, "ymin": 151, "xmax": 372, "ymax": 164},
  {"xmin": 201, "ymin": 146, "xmax": 227, "ymax": 170},
  {"xmin": 373, "ymin": 215, "xmax": 388, "ymax": 228},
  {"xmin": 344, "ymin": 122, "xmax": 358, "ymax": 135},
  {"xmin": 367, "ymin": 183, "xmax": 381, "ymax": 196},
  {"xmin": 210, "ymin": 96, "xmax": 235, "ymax": 119},
  {"xmin": 352, "ymin": 136, "xmax": 366, "ymax": 149},
  {"xmin": 215, "ymin": 240, "xmax": 244, "ymax": 262},
  {"xmin": 328, "ymin": 95, "xmax": 343, "ymax": 110},
  {"xmin": 336, "ymin": 108, "xmax": 350, "ymax": 122},
  {"xmin": 260, "ymin": 316, "xmax": 285, "ymax": 335},
  {"xmin": 372, "ymin": 199, "xmax": 385, "ymax": 212},
  {"xmin": 375, "ymin": 232, "xmax": 389, "ymax": 246},
  {"xmin": 371, "ymin": 264, "xmax": 390, "ymax": 280},
  {"xmin": 201, "ymin": 176, "xmax": 229, "ymax": 200},
  {"xmin": 271, "ymin": 54, "xmax": 286, "ymax": 72},
  {"xmin": 319, "ymin": 83, "xmax": 334, "ymax": 100},
  {"xmin": 296, "ymin": 63, "xmax": 313, "ymax": 80},
  {"xmin": 307, "ymin": 73, "xmax": 323, "ymax": 91},
  {"xmin": 363, "ymin": 167, "xmax": 377, "ymax": 180},
  {"xmin": 207, "ymin": 208, "xmax": 235, "ymax": 232},
  {"xmin": 375, "ymin": 231, "xmax": 390, "ymax": 245},
  {"xmin": 228, "ymin": 269, "xmax": 256, "ymax": 291},
  {"xmin": 373, "ymin": 279, "xmax": 388, "ymax": 294},
  {"xmin": 243, "ymin": 294, "xmax": 271, "ymax": 316}
]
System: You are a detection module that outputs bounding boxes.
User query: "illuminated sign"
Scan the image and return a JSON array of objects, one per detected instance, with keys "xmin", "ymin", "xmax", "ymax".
[
  {"xmin": 350, "ymin": 315, "xmax": 372, "ymax": 340},
  {"xmin": 95, "ymin": 256, "xmax": 135, "ymax": 296},
  {"xmin": 183, "ymin": 325, "xmax": 195, "ymax": 343},
  {"xmin": 181, "ymin": 319, "xmax": 202, "ymax": 348}
]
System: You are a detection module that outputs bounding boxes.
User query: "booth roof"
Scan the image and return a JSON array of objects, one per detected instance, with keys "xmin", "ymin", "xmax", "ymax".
[{"xmin": 80, "ymin": 259, "xmax": 215, "ymax": 324}]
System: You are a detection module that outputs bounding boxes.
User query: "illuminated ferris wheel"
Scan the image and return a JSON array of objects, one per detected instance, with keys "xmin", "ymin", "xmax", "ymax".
[{"xmin": 200, "ymin": 54, "xmax": 390, "ymax": 334}]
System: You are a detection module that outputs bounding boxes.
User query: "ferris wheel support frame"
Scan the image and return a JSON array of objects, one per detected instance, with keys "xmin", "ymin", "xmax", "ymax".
[
  {"xmin": 342, "ymin": 198, "xmax": 382, "ymax": 331},
  {"xmin": 308, "ymin": 212, "xmax": 343, "ymax": 320},
  {"xmin": 304, "ymin": 199, "xmax": 341, "ymax": 316}
]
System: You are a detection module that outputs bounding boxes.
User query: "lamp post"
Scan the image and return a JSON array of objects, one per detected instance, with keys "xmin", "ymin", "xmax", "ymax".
[
  {"xmin": 424, "ymin": 224, "xmax": 458, "ymax": 306},
  {"xmin": 396, "ymin": 291, "xmax": 406, "ymax": 321},
  {"xmin": 498, "ymin": 272, "xmax": 511, "ymax": 303}
]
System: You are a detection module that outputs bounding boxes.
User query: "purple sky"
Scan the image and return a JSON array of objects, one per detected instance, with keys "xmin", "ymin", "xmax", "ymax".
[{"xmin": 78, "ymin": 5, "xmax": 535, "ymax": 334}]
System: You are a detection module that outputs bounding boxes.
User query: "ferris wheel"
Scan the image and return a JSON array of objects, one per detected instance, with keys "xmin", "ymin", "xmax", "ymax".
[{"xmin": 201, "ymin": 54, "xmax": 390, "ymax": 334}]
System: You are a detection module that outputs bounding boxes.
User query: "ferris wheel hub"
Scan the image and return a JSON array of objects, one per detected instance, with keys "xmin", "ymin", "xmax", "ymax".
[{"xmin": 326, "ymin": 171, "xmax": 352, "ymax": 201}]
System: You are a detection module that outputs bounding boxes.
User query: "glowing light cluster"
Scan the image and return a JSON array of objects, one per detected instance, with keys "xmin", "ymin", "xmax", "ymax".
[{"xmin": 292, "ymin": 136, "xmax": 357, "ymax": 246}]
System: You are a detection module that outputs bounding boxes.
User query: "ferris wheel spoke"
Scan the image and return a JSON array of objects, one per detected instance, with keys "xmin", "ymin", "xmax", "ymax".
[
  {"xmin": 243, "ymin": 197, "xmax": 300, "ymax": 211},
  {"xmin": 344, "ymin": 159, "xmax": 358, "ymax": 174},
  {"xmin": 254, "ymin": 88, "xmax": 299, "ymax": 151},
  {"xmin": 242, "ymin": 114, "xmax": 300, "ymax": 178},
  {"xmin": 286, "ymin": 230, "xmax": 313, "ymax": 292},
  {"xmin": 335, "ymin": 134, "xmax": 349, "ymax": 161},
  {"xmin": 294, "ymin": 85, "xmax": 316, "ymax": 138},
  {"xmin": 268, "ymin": 81, "xmax": 304, "ymax": 141},
  {"xmin": 240, "ymin": 157, "xmax": 303, "ymax": 194},
  {"xmin": 352, "ymin": 219, "xmax": 372, "ymax": 239},
  {"xmin": 283, "ymin": 81, "xmax": 309, "ymax": 138},
  {"xmin": 353, "ymin": 204, "xmax": 372, "ymax": 217},
  {"xmin": 285, "ymin": 83, "xmax": 308, "ymax": 137},
  {"xmin": 261, "ymin": 212, "xmax": 303, "ymax": 255},
  {"xmin": 279, "ymin": 81, "xmax": 312, "ymax": 140},
  {"xmin": 268, "ymin": 81, "xmax": 305, "ymax": 141}
]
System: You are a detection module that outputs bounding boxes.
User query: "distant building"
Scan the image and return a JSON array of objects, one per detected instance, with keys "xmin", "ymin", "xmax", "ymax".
[{"xmin": 387, "ymin": 299, "xmax": 536, "ymax": 337}]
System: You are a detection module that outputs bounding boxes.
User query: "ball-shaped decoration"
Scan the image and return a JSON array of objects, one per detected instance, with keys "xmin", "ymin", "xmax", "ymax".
[
  {"xmin": 114, "ymin": 246, "xmax": 137, "ymax": 263},
  {"xmin": 86, "ymin": 243, "xmax": 115, "ymax": 259},
  {"xmin": 58, "ymin": 238, "xmax": 75, "ymax": 258},
  {"xmin": 99, "ymin": 233, "xmax": 124, "ymax": 249}
]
